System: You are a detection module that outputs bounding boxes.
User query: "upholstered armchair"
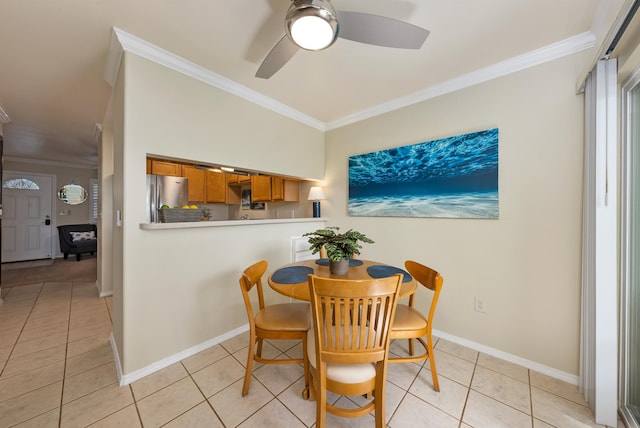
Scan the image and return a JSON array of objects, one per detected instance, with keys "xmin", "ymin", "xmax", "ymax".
[{"xmin": 57, "ymin": 224, "xmax": 97, "ymax": 261}]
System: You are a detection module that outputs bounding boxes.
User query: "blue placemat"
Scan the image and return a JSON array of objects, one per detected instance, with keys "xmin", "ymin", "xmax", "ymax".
[
  {"xmin": 315, "ymin": 258, "xmax": 364, "ymax": 267},
  {"xmin": 367, "ymin": 265, "xmax": 413, "ymax": 283},
  {"xmin": 271, "ymin": 266, "xmax": 314, "ymax": 284}
]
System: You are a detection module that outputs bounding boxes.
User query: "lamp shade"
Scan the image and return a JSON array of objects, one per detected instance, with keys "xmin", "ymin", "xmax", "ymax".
[{"xmin": 307, "ymin": 186, "xmax": 326, "ymax": 201}]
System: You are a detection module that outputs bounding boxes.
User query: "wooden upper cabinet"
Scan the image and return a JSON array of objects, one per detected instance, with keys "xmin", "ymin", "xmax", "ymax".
[
  {"xmin": 269, "ymin": 177, "xmax": 300, "ymax": 201},
  {"xmin": 205, "ymin": 170, "xmax": 226, "ymax": 203},
  {"xmin": 150, "ymin": 159, "xmax": 183, "ymax": 176},
  {"xmin": 146, "ymin": 158, "xmax": 301, "ymax": 206},
  {"xmin": 251, "ymin": 176, "xmax": 272, "ymax": 202},
  {"xmin": 227, "ymin": 184, "xmax": 241, "ymax": 204},
  {"xmin": 271, "ymin": 176, "xmax": 284, "ymax": 201},
  {"xmin": 225, "ymin": 174, "xmax": 241, "ymax": 204},
  {"xmin": 283, "ymin": 180, "xmax": 300, "ymax": 202},
  {"xmin": 226, "ymin": 174, "xmax": 239, "ymax": 185},
  {"xmin": 182, "ymin": 165, "xmax": 206, "ymax": 203}
]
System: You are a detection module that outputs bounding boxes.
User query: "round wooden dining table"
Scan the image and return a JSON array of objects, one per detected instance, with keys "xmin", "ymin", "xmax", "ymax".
[{"xmin": 268, "ymin": 259, "xmax": 417, "ymax": 301}]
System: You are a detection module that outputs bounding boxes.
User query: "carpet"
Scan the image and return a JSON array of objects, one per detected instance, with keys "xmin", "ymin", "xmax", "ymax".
[{"xmin": 1, "ymin": 256, "xmax": 97, "ymax": 287}]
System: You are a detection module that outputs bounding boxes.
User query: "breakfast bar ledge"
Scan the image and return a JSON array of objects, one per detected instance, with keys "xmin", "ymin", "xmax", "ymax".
[{"xmin": 139, "ymin": 217, "xmax": 327, "ymax": 230}]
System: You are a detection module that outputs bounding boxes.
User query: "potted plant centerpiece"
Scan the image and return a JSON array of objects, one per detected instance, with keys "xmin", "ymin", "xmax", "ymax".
[{"xmin": 304, "ymin": 227, "xmax": 374, "ymax": 275}]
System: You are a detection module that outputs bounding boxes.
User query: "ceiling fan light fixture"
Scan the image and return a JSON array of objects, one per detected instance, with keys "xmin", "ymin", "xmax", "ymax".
[{"xmin": 285, "ymin": 0, "xmax": 338, "ymax": 51}]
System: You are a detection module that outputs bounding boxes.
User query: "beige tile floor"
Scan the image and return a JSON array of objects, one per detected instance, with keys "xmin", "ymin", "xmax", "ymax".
[
  {"xmin": 0, "ymin": 279, "xmax": 625, "ymax": 428},
  {"xmin": 1, "ymin": 259, "xmax": 54, "ymax": 270}
]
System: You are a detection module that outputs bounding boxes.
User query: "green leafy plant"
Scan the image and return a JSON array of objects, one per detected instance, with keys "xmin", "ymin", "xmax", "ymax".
[
  {"xmin": 200, "ymin": 207, "xmax": 211, "ymax": 220},
  {"xmin": 303, "ymin": 227, "xmax": 374, "ymax": 262}
]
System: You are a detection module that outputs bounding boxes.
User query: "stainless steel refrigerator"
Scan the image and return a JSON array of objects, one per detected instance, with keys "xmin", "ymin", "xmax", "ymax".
[{"xmin": 146, "ymin": 174, "xmax": 189, "ymax": 223}]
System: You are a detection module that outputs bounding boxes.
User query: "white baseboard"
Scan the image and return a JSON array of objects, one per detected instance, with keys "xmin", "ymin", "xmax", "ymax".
[
  {"xmin": 94, "ymin": 279, "xmax": 112, "ymax": 297},
  {"xmin": 432, "ymin": 329, "xmax": 579, "ymax": 385},
  {"xmin": 109, "ymin": 324, "xmax": 578, "ymax": 387},
  {"xmin": 109, "ymin": 333, "xmax": 125, "ymax": 386},
  {"xmin": 113, "ymin": 324, "xmax": 250, "ymax": 386}
]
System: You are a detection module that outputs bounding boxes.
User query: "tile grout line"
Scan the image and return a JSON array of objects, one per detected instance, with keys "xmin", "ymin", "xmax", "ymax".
[
  {"xmin": 61, "ymin": 288, "xmax": 138, "ymax": 427},
  {"xmin": 179, "ymin": 359, "xmax": 227, "ymax": 426},
  {"xmin": 2, "ymin": 285, "xmax": 603, "ymax": 428},
  {"xmin": 128, "ymin": 382, "xmax": 144, "ymax": 428},
  {"xmin": 71, "ymin": 287, "xmax": 124, "ymax": 426},
  {"xmin": 528, "ymin": 368, "xmax": 535, "ymax": 428},
  {"xmin": 466, "ymin": 355, "xmax": 541, "ymax": 425},
  {"xmin": 457, "ymin": 348, "xmax": 480, "ymax": 427},
  {"xmin": 0, "ymin": 283, "xmax": 45, "ymax": 379},
  {"xmin": 3, "ymin": 282, "xmax": 74, "ymax": 426},
  {"xmin": 385, "ymin": 361, "xmax": 424, "ymax": 427},
  {"xmin": 200, "ymin": 342, "xmax": 307, "ymax": 427},
  {"xmin": 268, "ymin": 347, "xmax": 311, "ymax": 426},
  {"xmin": 58, "ymin": 282, "xmax": 74, "ymax": 428},
  {"xmin": 386, "ymin": 340, "xmax": 432, "ymax": 426}
]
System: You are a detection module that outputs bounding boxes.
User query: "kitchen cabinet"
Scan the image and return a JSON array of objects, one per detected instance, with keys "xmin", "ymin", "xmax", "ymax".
[
  {"xmin": 282, "ymin": 180, "xmax": 300, "ymax": 202},
  {"xmin": 226, "ymin": 174, "xmax": 241, "ymax": 204},
  {"xmin": 146, "ymin": 158, "xmax": 302, "ymax": 206},
  {"xmin": 150, "ymin": 159, "xmax": 182, "ymax": 176},
  {"xmin": 205, "ymin": 170, "xmax": 226, "ymax": 203},
  {"xmin": 226, "ymin": 174, "xmax": 239, "ymax": 184},
  {"xmin": 271, "ymin": 177, "xmax": 284, "ymax": 200},
  {"xmin": 271, "ymin": 176, "xmax": 300, "ymax": 202},
  {"xmin": 182, "ymin": 165, "xmax": 206, "ymax": 203},
  {"xmin": 226, "ymin": 173, "xmax": 252, "ymax": 185},
  {"xmin": 251, "ymin": 176, "xmax": 272, "ymax": 202}
]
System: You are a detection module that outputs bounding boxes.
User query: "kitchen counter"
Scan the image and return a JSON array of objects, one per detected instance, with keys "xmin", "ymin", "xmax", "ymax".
[{"xmin": 139, "ymin": 217, "xmax": 327, "ymax": 230}]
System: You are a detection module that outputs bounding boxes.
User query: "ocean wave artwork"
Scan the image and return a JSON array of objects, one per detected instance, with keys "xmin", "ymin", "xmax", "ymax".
[{"xmin": 348, "ymin": 128, "xmax": 499, "ymax": 219}]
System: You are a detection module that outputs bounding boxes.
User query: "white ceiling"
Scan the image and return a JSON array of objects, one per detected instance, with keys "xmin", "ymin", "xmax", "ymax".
[{"xmin": 0, "ymin": 0, "xmax": 602, "ymax": 168}]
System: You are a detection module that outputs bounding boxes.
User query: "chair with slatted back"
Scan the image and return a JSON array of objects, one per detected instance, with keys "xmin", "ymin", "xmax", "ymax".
[
  {"xmin": 306, "ymin": 273, "xmax": 402, "ymax": 428},
  {"xmin": 389, "ymin": 260, "xmax": 444, "ymax": 391},
  {"xmin": 239, "ymin": 260, "xmax": 310, "ymax": 396}
]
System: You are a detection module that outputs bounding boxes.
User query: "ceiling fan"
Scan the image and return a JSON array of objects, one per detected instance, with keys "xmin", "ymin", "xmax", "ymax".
[{"xmin": 255, "ymin": 0, "xmax": 429, "ymax": 79}]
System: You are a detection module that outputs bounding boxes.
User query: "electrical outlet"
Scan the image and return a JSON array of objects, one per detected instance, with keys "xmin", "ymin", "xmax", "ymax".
[{"xmin": 474, "ymin": 296, "xmax": 487, "ymax": 313}]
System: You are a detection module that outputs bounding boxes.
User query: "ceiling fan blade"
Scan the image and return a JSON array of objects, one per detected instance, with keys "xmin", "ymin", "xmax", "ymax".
[
  {"xmin": 336, "ymin": 10, "xmax": 429, "ymax": 49},
  {"xmin": 256, "ymin": 35, "xmax": 300, "ymax": 79}
]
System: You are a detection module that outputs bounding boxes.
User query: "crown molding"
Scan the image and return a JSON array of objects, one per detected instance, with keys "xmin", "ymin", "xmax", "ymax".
[
  {"xmin": 326, "ymin": 31, "xmax": 596, "ymax": 130},
  {"xmin": 4, "ymin": 155, "xmax": 98, "ymax": 170},
  {"xmin": 104, "ymin": 27, "xmax": 594, "ymax": 133},
  {"xmin": 103, "ymin": 29, "xmax": 124, "ymax": 88},
  {"xmin": 103, "ymin": 27, "xmax": 325, "ymax": 131},
  {"xmin": 92, "ymin": 123, "xmax": 103, "ymax": 143}
]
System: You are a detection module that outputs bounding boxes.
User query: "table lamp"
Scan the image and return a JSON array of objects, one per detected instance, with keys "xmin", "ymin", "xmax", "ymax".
[{"xmin": 307, "ymin": 186, "xmax": 325, "ymax": 218}]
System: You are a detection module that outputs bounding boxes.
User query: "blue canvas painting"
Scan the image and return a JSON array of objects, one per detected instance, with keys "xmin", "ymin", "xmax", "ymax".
[{"xmin": 348, "ymin": 128, "xmax": 499, "ymax": 219}]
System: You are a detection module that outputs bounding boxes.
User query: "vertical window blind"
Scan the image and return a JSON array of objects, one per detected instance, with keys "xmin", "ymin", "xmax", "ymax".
[
  {"xmin": 580, "ymin": 58, "xmax": 618, "ymax": 427},
  {"xmin": 90, "ymin": 179, "xmax": 99, "ymax": 222}
]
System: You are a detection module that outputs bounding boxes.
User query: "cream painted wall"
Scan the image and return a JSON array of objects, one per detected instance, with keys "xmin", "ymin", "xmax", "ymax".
[
  {"xmin": 3, "ymin": 160, "xmax": 97, "ymax": 256},
  {"xmin": 132, "ymin": 58, "xmax": 324, "ymax": 181},
  {"xmin": 324, "ymin": 51, "xmax": 589, "ymax": 375},
  {"xmin": 111, "ymin": 42, "xmax": 590, "ymax": 378},
  {"xmin": 114, "ymin": 53, "xmax": 325, "ymax": 375},
  {"xmin": 111, "ymin": 61, "xmax": 125, "ymax": 366}
]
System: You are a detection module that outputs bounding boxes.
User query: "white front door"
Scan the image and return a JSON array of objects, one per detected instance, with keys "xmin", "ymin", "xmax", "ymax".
[{"xmin": 1, "ymin": 172, "xmax": 54, "ymax": 262}]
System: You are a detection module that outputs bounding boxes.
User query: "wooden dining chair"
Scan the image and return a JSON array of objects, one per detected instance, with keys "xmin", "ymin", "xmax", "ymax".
[
  {"xmin": 306, "ymin": 273, "xmax": 402, "ymax": 428},
  {"xmin": 389, "ymin": 260, "xmax": 444, "ymax": 391},
  {"xmin": 239, "ymin": 260, "xmax": 310, "ymax": 396}
]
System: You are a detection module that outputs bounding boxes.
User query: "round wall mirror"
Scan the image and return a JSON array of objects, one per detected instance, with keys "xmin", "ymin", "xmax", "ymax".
[{"xmin": 58, "ymin": 184, "xmax": 88, "ymax": 205}]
